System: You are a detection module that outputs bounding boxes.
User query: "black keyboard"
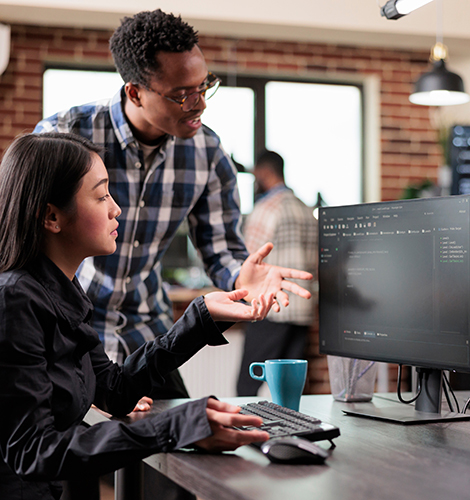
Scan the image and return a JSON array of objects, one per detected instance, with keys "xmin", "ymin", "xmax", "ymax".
[{"xmin": 237, "ymin": 400, "xmax": 340, "ymax": 444}]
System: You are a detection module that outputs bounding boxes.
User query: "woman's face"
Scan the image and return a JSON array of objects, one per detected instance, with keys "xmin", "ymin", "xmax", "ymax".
[{"xmin": 59, "ymin": 153, "xmax": 121, "ymax": 261}]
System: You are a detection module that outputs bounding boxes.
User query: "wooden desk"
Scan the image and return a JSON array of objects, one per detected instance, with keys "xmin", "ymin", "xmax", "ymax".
[{"xmin": 85, "ymin": 393, "xmax": 470, "ymax": 500}]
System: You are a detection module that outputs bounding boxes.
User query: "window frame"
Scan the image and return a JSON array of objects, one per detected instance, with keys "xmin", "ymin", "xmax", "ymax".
[
  {"xmin": 217, "ymin": 72, "xmax": 366, "ymax": 203},
  {"xmin": 41, "ymin": 64, "xmax": 379, "ymax": 205}
]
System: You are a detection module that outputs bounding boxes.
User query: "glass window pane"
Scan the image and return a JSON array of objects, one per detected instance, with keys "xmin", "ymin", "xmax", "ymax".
[
  {"xmin": 236, "ymin": 172, "xmax": 255, "ymax": 214},
  {"xmin": 202, "ymin": 86, "xmax": 255, "ymax": 214},
  {"xmin": 266, "ymin": 81, "xmax": 362, "ymax": 207},
  {"xmin": 43, "ymin": 69, "xmax": 123, "ymax": 118},
  {"xmin": 202, "ymin": 86, "xmax": 255, "ymax": 170}
]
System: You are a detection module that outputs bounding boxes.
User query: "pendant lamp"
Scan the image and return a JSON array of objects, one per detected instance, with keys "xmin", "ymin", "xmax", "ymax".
[{"xmin": 409, "ymin": 0, "xmax": 469, "ymax": 106}]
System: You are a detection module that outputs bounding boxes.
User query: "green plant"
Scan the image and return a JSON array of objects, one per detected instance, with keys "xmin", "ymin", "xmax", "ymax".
[{"xmin": 401, "ymin": 178, "xmax": 435, "ymax": 200}]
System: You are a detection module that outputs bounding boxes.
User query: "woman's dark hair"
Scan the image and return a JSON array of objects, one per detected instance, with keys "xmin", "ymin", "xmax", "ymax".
[
  {"xmin": 0, "ymin": 132, "xmax": 102, "ymax": 272},
  {"xmin": 109, "ymin": 9, "xmax": 199, "ymax": 88}
]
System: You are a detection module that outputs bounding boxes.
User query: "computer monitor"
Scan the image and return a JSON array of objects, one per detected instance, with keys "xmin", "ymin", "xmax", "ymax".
[{"xmin": 319, "ymin": 194, "xmax": 470, "ymax": 424}]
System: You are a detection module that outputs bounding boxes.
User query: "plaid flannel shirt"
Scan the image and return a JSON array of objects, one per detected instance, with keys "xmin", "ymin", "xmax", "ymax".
[
  {"xmin": 243, "ymin": 185, "xmax": 318, "ymax": 325},
  {"xmin": 34, "ymin": 88, "xmax": 248, "ymax": 362}
]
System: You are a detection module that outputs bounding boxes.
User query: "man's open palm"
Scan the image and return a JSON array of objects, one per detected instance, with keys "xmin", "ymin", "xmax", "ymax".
[{"xmin": 235, "ymin": 242, "xmax": 313, "ymax": 312}]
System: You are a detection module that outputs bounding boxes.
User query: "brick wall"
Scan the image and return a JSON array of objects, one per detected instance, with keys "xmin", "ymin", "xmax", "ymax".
[
  {"xmin": 0, "ymin": 23, "xmax": 432, "ymax": 394},
  {"xmin": 0, "ymin": 24, "xmax": 440, "ymax": 202}
]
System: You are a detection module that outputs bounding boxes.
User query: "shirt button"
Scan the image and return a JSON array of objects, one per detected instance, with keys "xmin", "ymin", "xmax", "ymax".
[
  {"xmin": 139, "ymin": 200, "xmax": 145, "ymax": 208},
  {"xmin": 135, "ymin": 161, "xmax": 142, "ymax": 169},
  {"xmin": 133, "ymin": 240, "xmax": 140, "ymax": 248},
  {"xmin": 125, "ymin": 276, "xmax": 131, "ymax": 284}
]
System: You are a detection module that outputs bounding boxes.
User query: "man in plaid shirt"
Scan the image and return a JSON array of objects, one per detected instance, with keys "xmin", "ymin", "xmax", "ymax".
[
  {"xmin": 237, "ymin": 150, "xmax": 318, "ymax": 396},
  {"xmin": 34, "ymin": 10, "xmax": 312, "ymax": 400}
]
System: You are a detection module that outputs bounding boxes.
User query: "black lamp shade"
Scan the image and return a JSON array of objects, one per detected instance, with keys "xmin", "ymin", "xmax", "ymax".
[{"xmin": 410, "ymin": 59, "xmax": 470, "ymax": 106}]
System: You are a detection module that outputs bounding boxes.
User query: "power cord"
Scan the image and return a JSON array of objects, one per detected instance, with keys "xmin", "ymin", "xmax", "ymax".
[
  {"xmin": 442, "ymin": 371, "xmax": 459, "ymax": 414},
  {"xmin": 397, "ymin": 364, "xmax": 423, "ymax": 404},
  {"xmin": 398, "ymin": 366, "xmax": 462, "ymax": 412},
  {"xmin": 463, "ymin": 397, "xmax": 470, "ymax": 414}
]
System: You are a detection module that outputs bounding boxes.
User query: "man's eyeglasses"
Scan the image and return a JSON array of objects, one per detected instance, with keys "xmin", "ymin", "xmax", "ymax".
[{"xmin": 151, "ymin": 72, "xmax": 221, "ymax": 112}]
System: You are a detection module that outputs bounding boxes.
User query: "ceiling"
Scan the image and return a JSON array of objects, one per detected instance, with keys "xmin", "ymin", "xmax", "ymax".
[{"xmin": 1, "ymin": 0, "xmax": 470, "ymax": 55}]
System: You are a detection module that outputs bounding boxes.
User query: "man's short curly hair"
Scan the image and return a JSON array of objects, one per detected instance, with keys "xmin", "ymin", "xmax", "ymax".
[{"xmin": 109, "ymin": 9, "xmax": 199, "ymax": 88}]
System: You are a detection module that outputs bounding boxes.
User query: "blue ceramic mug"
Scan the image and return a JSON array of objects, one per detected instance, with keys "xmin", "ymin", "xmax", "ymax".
[{"xmin": 249, "ymin": 359, "xmax": 308, "ymax": 411}]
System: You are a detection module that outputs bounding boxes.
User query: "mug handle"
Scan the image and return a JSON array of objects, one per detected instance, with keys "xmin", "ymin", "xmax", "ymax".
[{"xmin": 249, "ymin": 362, "xmax": 266, "ymax": 381}]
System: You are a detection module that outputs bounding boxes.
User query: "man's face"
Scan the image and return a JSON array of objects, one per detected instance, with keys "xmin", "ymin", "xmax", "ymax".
[
  {"xmin": 128, "ymin": 46, "xmax": 210, "ymax": 141},
  {"xmin": 254, "ymin": 165, "xmax": 269, "ymax": 195}
]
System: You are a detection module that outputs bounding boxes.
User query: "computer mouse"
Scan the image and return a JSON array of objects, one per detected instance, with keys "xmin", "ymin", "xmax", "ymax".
[{"xmin": 260, "ymin": 437, "xmax": 329, "ymax": 465}]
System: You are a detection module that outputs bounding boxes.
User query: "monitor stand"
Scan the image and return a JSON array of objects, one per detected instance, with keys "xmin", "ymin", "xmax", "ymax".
[{"xmin": 342, "ymin": 368, "xmax": 470, "ymax": 425}]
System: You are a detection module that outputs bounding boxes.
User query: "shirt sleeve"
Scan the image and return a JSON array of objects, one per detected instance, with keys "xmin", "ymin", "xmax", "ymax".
[
  {"xmin": 52, "ymin": 396, "xmax": 213, "ymax": 480},
  {"xmin": 0, "ymin": 286, "xmax": 219, "ymax": 481},
  {"xmin": 92, "ymin": 296, "xmax": 230, "ymax": 415},
  {"xmin": 187, "ymin": 141, "xmax": 249, "ymax": 291},
  {"xmin": 33, "ymin": 115, "xmax": 61, "ymax": 133}
]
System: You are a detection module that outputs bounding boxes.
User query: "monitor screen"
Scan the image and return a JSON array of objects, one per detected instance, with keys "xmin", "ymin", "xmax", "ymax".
[{"xmin": 319, "ymin": 195, "xmax": 470, "ymax": 423}]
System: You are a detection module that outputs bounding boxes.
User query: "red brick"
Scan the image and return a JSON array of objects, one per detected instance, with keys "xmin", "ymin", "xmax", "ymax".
[
  {"xmin": 244, "ymin": 61, "xmax": 270, "ymax": 70},
  {"xmin": 305, "ymin": 64, "xmax": 329, "ymax": 72},
  {"xmin": 275, "ymin": 63, "xmax": 300, "ymax": 72}
]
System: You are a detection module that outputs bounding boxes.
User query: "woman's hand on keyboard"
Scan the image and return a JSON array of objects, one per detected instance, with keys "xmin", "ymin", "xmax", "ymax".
[{"xmin": 194, "ymin": 398, "xmax": 270, "ymax": 452}]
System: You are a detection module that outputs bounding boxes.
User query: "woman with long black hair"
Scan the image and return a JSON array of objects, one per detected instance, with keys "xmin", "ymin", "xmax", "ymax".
[{"xmin": 0, "ymin": 132, "xmax": 271, "ymax": 500}]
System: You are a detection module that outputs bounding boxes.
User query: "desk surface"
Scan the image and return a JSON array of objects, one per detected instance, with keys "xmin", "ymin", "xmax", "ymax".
[{"xmin": 85, "ymin": 394, "xmax": 470, "ymax": 500}]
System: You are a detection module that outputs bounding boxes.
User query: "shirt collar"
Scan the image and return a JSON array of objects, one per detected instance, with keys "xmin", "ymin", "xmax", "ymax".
[
  {"xmin": 110, "ymin": 87, "xmax": 173, "ymax": 152},
  {"xmin": 28, "ymin": 254, "xmax": 94, "ymax": 330},
  {"xmin": 109, "ymin": 87, "xmax": 139, "ymax": 150},
  {"xmin": 256, "ymin": 183, "xmax": 290, "ymax": 202}
]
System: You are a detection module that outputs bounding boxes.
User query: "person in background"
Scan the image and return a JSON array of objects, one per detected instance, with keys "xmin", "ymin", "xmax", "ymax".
[
  {"xmin": 34, "ymin": 8, "xmax": 312, "ymax": 402},
  {"xmin": 0, "ymin": 132, "xmax": 273, "ymax": 500},
  {"xmin": 237, "ymin": 150, "xmax": 318, "ymax": 396}
]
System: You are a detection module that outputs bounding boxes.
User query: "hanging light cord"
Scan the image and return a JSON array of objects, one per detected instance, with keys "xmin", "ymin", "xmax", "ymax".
[
  {"xmin": 430, "ymin": 0, "xmax": 447, "ymax": 61},
  {"xmin": 436, "ymin": 0, "xmax": 443, "ymax": 46}
]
